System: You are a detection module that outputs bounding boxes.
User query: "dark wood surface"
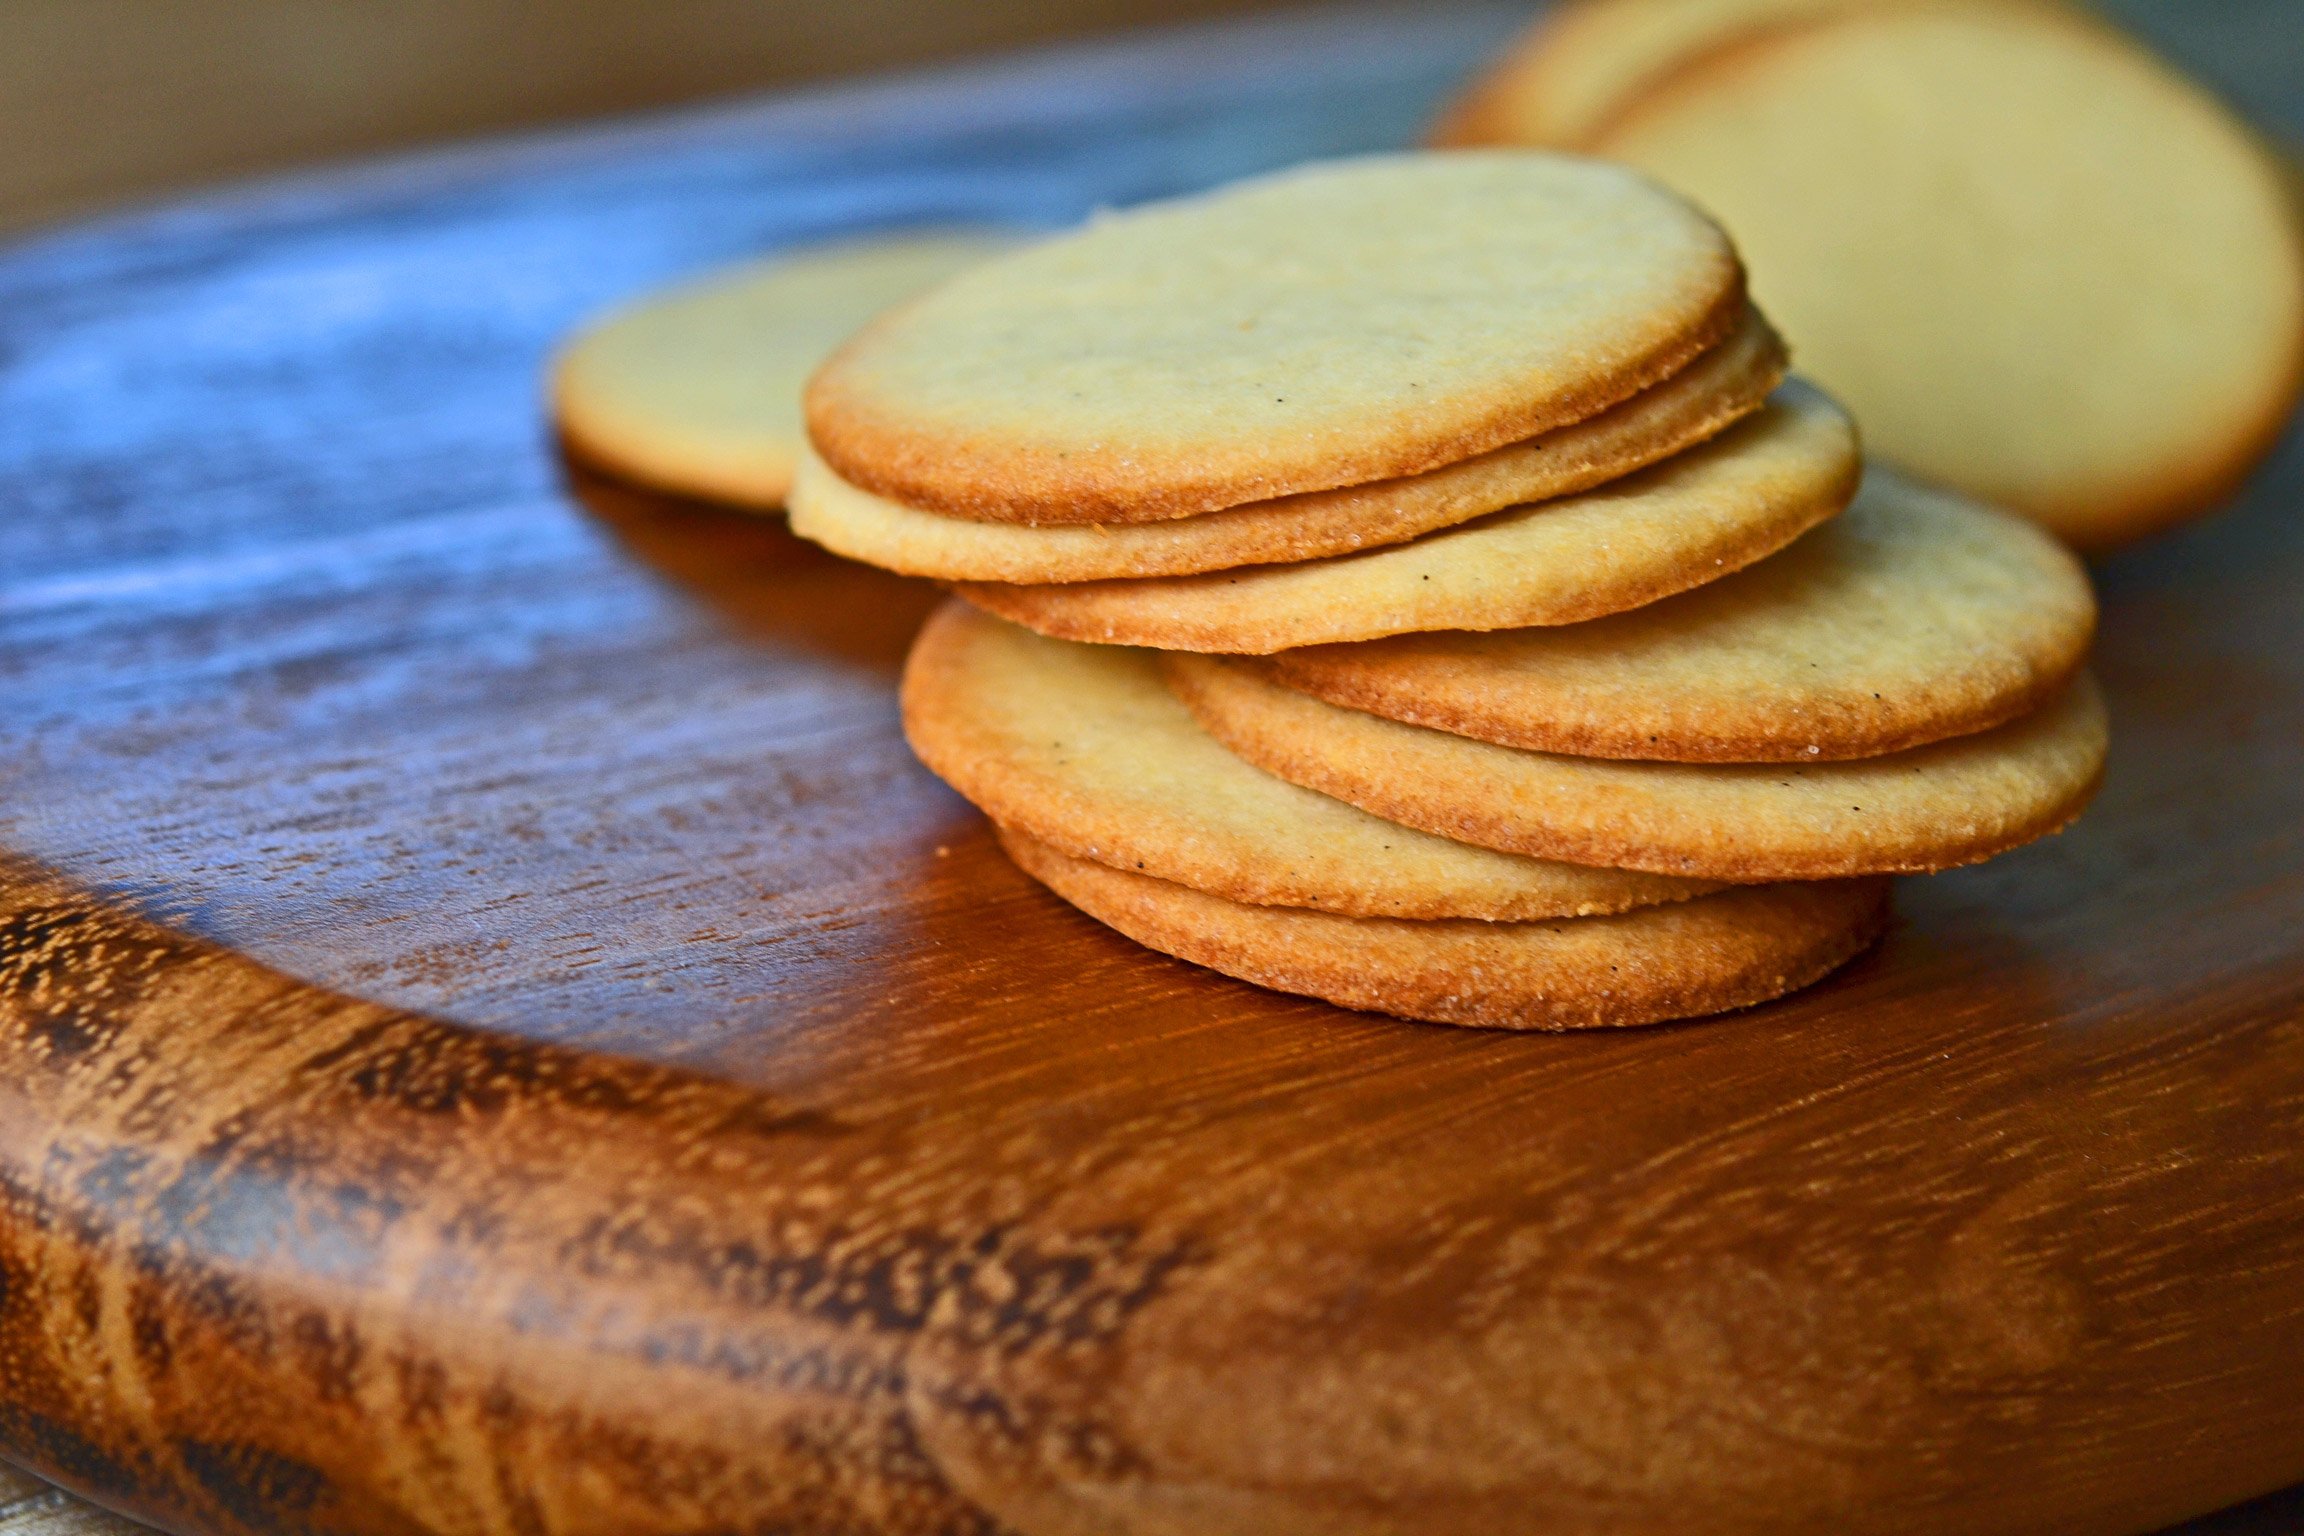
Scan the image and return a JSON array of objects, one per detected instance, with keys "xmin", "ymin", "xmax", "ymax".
[{"xmin": 2, "ymin": 6, "xmax": 2303, "ymax": 1534}]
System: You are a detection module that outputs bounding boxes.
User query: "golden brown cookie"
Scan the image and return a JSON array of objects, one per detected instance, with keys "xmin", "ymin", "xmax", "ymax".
[
  {"xmin": 1258, "ymin": 467, "xmax": 2095, "ymax": 762},
  {"xmin": 1004, "ymin": 829, "xmax": 1890, "ymax": 1031},
  {"xmin": 1168, "ymin": 655, "xmax": 2108, "ymax": 881},
  {"xmin": 551, "ymin": 231, "xmax": 1012, "ymax": 508},
  {"xmin": 958, "ymin": 381, "xmax": 1856, "ymax": 653},
  {"xmin": 788, "ymin": 307, "xmax": 1784, "ymax": 582},
  {"xmin": 904, "ymin": 603, "xmax": 1714, "ymax": 920},
  {"xmin": 1586, "ymin": 3, "xmax": 2304, "ymax": 547},
  {"xmin": 1431, "ymin": 0, "xmax": 1884, "ymax": 150},
  {"xmin": 806, "ymin": 152, "xmax": 1746, "ymax": 524}
]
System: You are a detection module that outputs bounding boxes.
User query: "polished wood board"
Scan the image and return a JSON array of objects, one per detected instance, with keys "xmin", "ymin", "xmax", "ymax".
[
  {"xmin": 2, "ymin": 7, "xmax": 2302, "ymax": 1535},
  {"xmin": 1, "ymin": 1465, "xmax": 145, "ymax": 1536}
]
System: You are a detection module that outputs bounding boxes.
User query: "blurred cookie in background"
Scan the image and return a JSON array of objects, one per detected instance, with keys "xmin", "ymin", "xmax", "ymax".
[
  {"xmin": 1432, "ymin": 0, "xmax": 1868, "ymax": 149},
  {"xmin": 1437, "ymin": 0, "xmax": 2304, "ymax": 550},
  {"xmin": 552, "ymin": 229, "xmax": 1015, "ymax": 509}
]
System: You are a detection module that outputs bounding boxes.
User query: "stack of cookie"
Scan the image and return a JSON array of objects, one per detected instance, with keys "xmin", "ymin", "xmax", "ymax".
[{"xmin": 789, "ymin": 153, "xmax": 2109, "ymax": 1030}]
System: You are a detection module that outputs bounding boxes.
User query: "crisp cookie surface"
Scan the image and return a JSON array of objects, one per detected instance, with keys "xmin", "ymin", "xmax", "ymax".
[
  {"xmin": 1261, "ymin": 467, "xmax": 2096, "ymax": 762},
  {"xmin": 1170, "ymin": 657, "xmax": 2108, "ymax": 881},
  {"xmin": 1004, "ymin": 830, "xmax": 1891, "ymax": 1031},
  {"xmin": 960, "ymin": 381, "xmax": 1856, "ymax": 653},
  {"xmin": 789, "ymin": 308, "xmax": 1783, "ymax": 582},
  {"xmin": 552, "ymin": 231, "xmax": 1011, "ymax": 509},
  {"xmin": 904, "ymin": 603, "xmax": 1714, "ymax": 920},
  {"xmin": 806, "ymin": 152, "xmax": 1744, "ymax": 524},
  {"xmin": 1591, "ymin": 3, "xmax": 2304, "ymax": 548}
]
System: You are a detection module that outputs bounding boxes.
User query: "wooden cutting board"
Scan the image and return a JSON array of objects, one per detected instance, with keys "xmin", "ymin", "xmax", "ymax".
[{"xmin": 2, "ymin": 8, "xmax": 2302, "ymax": 1536}]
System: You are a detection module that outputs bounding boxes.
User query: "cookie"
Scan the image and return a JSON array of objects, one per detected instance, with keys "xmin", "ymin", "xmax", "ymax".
[
  {"xmin": 1004, "ymin": 829, "xmax": 1890, "ymax": 1031},
  {"xmin": 805, "ymin": 152, "xmax": 1746, "ymax": 524},
  {"xmin": 788, "ymin": 306, "xmax": 1784, "ymax": 582},
  {"xmin": 1168, "ymin": 655, "xmax": 2107, "ymax": 881},
  {"xmin": 958, "ymin": 381, "xmax": 1856, "ymax": 654},
  {"xmin": 1586, "ymin": 3, "xmax": 2304, "ymax": 548},
  {"xmin": 1431, "ymin": 0, "xmax": 1875, "ymax": 150},
  {"xmin": 1259, "ymin": 467, "xmax": 2095, "ymax": 763},
  {"xmin": 904, "ymin": 603, "xmax": 1714, "ymax": 920},
  {"xmin": 552, "ymin": 230, "xmax": 1012, "ymax": 508}
]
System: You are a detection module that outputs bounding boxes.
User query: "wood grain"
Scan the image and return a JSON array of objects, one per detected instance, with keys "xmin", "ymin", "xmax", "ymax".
[
  {"xmin": 0, "ymin": 1464, "xmax": 147, "ymax": 1535},
  {"xmin": 1, "ymin": 8, "xmax": 2302, "ymax": 1535}
]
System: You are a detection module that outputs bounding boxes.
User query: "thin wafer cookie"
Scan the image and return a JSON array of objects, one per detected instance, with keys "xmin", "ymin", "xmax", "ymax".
[
  {"xmin": 1259, "ymin": 468, "xmax": 2095, "ymax": 762},
  {"xmin": 959, "ymin": 382, "xmax": 1856, "ymax": 653},
  {"xmin": 1005, "ymin": 829, "xmax": 1890, "ymax": 1031},
  {"xmin": 1169, "ymin": 655, "xmax": 2108, "ymax": 880},
  {"xmin": 790, "ymin": 308, "xmax": 1784, "ymax": 582},
  {"xmin": 807, "ymin": 153, "xmax": 1746, "ymax": 524},
  {"xmin": 904, "ymin": 603, "xmax": 1714, "ymax": 919}
]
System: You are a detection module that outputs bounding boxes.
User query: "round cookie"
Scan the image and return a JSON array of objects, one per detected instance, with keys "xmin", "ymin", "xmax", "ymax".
[
  {"xmin": 1004, "ymin": 830, "xmax": 1891, "ymax": 1032},
  {"xmin": 1430, "ymin": 0, "xmax": 1883, "ymax": 150},
  {"xmin": 790, "ymin": 307, "xmax": 1784, "ymax": 582},
  {"xmin": 1167, "ymin": 655, "xmax": 2108, "ymax": 881},
  {"xmin": 959, "ymin": 381, "xmax": 1856, "ymax": 654},
  {"xmin": 1259, "ymin": 467, "xmax": 2096, "ymax": 763},
  {"xmin": 1587, "ymin": 3, "xmax": 2304, "ymax": 548},
  {"xmin": 552, "ymin": 230, "xmax": 1013, "ymax": 508},
  {"xmin": 806, "ymin": 152, "xmax": 1747, "ymax": 524},
  {"xmin": 904, "ymin": 602, "xmax": 1715, "ymax": 921}
]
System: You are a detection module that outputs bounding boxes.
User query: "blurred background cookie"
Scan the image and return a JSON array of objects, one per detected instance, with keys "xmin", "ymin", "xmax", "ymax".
[
  {"xmin": 1437, "ymin": 0, "xmax": 2304, "ymax": 549},
  {"xmin": 552, "ymin": 231, "xmax": 1013, "ymax": 509},
  {"xmin": 1433, "ymin": 0, "xmax": 1868, "ymax": 149}
]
